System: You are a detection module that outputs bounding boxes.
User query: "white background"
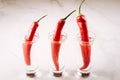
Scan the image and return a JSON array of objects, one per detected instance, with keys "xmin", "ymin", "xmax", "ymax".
[{"xmin": 0, "ymin": 0, "xmax": 120, "ymax": 80}]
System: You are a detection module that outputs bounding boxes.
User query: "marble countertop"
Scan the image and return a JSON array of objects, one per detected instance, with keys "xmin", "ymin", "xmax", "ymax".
[{"xmin": 0, "ymin": 0, "xmax": 120, "ymax": 80}]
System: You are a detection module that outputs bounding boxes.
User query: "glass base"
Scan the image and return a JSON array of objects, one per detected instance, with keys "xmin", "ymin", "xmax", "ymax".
[
  {"xmin": 26, "ymin": 73, "xmax": 35, "ymax": 78},
  {"xmin": 50, "ymin": 65, "xmax": 64, "ymax": 77},
  {"xmin": 25, "ymin": 65, "xmax": 39, "ymax": 78},
  {"xmin": 53, "ymin": 70, "xmax": 63, "ymax": 77},
  {"xmin": 81, "ymin": 72, "xmax": 90, "ymax": 78},
  {"xmin": 76, "ymin": 68, "xmax": 91, "ymax": 78},
  {"xmin": 76, "ymin": 71, "xmax": 109, "ymax": 80}
]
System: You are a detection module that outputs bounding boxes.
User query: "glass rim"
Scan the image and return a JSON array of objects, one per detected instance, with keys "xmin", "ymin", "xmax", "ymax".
[
  {"xmin": 48, "ymin": 31, "xmax": 67, "ymax": 43},
  {"xmin": 24, "ymin": 33, "xmax": 39, "ymax": 43},
  {"xmin": 76, "ymin": 31, "xmax": 96, "ymax": 44}
]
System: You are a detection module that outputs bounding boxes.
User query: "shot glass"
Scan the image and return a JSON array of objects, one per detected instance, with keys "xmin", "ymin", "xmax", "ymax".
[
  {"xmin": 22, "ymin": 33, "xmax": 39, "ymax": 78},
  {"xmin": 49, "ymin": 32, "xmax": 67, "ymax": 77},
  {"xmin": 76, "ymin": 32, "xmax": 96, "ymax": 78}
]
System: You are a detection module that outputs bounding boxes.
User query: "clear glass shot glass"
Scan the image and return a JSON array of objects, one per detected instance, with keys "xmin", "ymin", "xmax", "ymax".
[
  {"xmin": 76, "ymin": 32, "xmax": 96, "ymax": 78},
  {"xmin": 22, "ymin": 33, "xmax": 39, "ymax": 78},
  {"xmin": 49, "ymin": 32, "xmax": 67, "ymax": 77}
]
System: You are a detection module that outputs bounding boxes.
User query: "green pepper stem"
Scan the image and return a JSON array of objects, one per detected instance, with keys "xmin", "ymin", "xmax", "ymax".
[
  {"xmin": 37, "ymin": 15, "xmax": 47, "ymax": 23},
  {"xmin": 63, "ymin": 10, "xmax": 76, "ymax": 21},
  {"xmin": 79, "ymin": 0, "xmax": 85, "ymax": 15}
]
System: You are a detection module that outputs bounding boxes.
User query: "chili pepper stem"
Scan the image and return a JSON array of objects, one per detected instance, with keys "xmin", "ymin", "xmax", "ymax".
[
  {"xmin": 79, "ymin": 0, "xmax": 85, "ymax": 16},
  {"xmin": 37, "ymin": 15, "xmax": 47, "ymax": 23},
  {"xmin": 63, "ymin": 10, "xmax": 76, "ymax": 21}
]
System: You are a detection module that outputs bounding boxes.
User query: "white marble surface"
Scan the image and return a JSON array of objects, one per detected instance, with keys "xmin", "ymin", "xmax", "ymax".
[{"xmin": 0, "ymin": 0, "xmax": 120, "ymax": 80}]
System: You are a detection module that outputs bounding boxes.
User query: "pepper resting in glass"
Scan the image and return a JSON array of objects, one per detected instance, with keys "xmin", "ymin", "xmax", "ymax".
[
  {"xmin": 22, "ymin": 15, "xmax": 47, "ymax": 77},
  {"xmin": 76, "ymin": 0, "xmax": 90, "ymax": 70},
  {"xmin": 51, "ymin": 10, "xmax": 76, "ymax": 71},
  {"xmin": 23, "ymin": 15, "xmax": 47, "ymax": 65}
]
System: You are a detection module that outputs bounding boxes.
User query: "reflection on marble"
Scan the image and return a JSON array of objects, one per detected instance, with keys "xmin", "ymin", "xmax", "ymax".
[{"xmin": 0, "ymin": 0, "xmax": 120, "ymax": 80}]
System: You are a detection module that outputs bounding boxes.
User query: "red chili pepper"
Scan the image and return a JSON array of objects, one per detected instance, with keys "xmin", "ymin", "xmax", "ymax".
[
  {"xmin": 52, "ymin": 10, "xmax": 76, "ymax": 71},
  {"xmin": 76, "ymin": 0, "xmax": 89, "ymax": 42},
  {"xmin": 23, "ymin": 15, "xmax": 47, "ymax": 65},
  {"xmin": 53, "ymin": 10, "xmax": 76, "ymax": 41},
  {"xmin": 76, "ymin": 0, "xmax": 90, "ymax": 70},
  {"xmin": 76, "ymin": 15, "xmax": 89, "ymax": 41},
  {"xmin": 23, "ymin": 41, "xmax": 32, "ymax": 65},
  {"xmin": 25, "ymin": 15, "xmax": 47, "ymax": 41},
  {"xmin": 80, "ymin": 43, "xmax": 91, "ymax": 70}
]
